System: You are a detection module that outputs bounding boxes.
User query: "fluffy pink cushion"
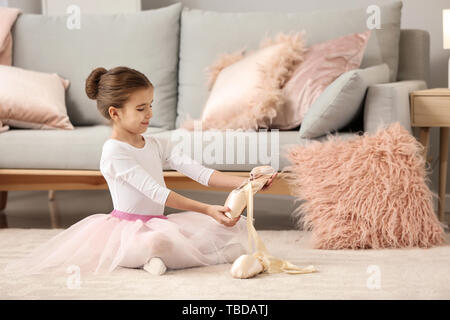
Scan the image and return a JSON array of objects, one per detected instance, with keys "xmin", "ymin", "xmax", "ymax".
[
  {"xmin": 180, "ymin": 32, "xmax": 307, "ymax": 131},
  {"xmin": 0, "ymin": 65, "xmax": 73, "ymax": 132},
  {"xmin": 282, "ymin": 122, "xmax": 445, "ymax": 249},
  {"xmin": 271, "ymin": 30, "xmax": 371, "ymax": 130}
]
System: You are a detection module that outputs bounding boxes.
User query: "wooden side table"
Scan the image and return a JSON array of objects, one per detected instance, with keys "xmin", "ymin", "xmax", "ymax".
[{"xmin": 410, "ymin": 88, "xmax": 450, "ymax": 222}]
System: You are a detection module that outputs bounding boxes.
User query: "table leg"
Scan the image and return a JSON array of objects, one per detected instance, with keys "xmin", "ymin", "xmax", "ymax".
[
  {"xmin": 48, "ymin": 197, "xmax": 61, "ymax": 229},
  {"xmin": 439, "ymin": 127, "xmax": 449, "ymax": 222},
  {"xmin": 0, "ymin": 191, "xmax": 8, "ymax": 228},
  {"xmin": 0, "ymin": 211, "xmax": 7, "ymax": 228},
  {"xmin": 418, "ymin": 127, "xmax": 430, "ymax": 162},
  {"xmin": 0, "ymin": 191, "xmax": 7, "ymax": 212}
]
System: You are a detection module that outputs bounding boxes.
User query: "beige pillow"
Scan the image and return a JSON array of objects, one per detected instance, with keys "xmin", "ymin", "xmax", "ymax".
[
  {"xmin": 180, "ymin": 32, "xmax": 306, "ymax": 131},
  {"xmin": 0, "ymin": 65, "xmax": 73, "ymax": 132}
]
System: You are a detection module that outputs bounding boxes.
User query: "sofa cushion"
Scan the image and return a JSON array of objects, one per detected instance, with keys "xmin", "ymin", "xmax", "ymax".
[
  {"xmin": 0, "ymin": 126, "xmax": 167, "ymax": 170},
  {"xmin": 11, "ymin": 3, "xmax": 182, "ymax": 129},
  {"xmin": 0, "ymin": 127, "xmax": 357, "ymax": 171},
  {"xmin": 0, "ymin": 65, "xmax": 73, "ymax": 131},
  {"xmin": 181, "ymin": 32, "xmax": 306, "ymax": 131},
  {"xmin": 151, "ymin": 129, "xmax": 359, "ymax": 172},
  {"xmin": 299, "ymin": 64, "xmax": 390, "ymax": 139},
  {"xmin": 284, "ymin": 122, "xmax": 445, "ymax": 249},
  {"xmin": 176, "ymin": 1, "xmax": 402, "ymax": 128},
  {"xmin": 274, "ymin": 30, "xmax": 371, "ymax": 130}
]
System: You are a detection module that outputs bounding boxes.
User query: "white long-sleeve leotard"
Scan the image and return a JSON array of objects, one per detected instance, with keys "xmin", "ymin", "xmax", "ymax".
[{"xmin": 100, "ymin": 133, "xmax": 215, "ymax": 215}]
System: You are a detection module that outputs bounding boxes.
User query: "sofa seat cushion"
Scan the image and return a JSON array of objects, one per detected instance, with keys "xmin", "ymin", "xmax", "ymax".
[
  {"xmin": 0, "ymin": 127, "xmax": 358, "ymax": 171},
  {"xmin": 0, "ymin": 126, "xmax": 166, "ymax": 170},
  {"xmin": 150, "ymin": 130, "xmax": 359, "ymax": 172}
]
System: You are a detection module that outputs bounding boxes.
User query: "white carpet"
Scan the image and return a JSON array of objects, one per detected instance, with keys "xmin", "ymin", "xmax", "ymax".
[{"xmin": 0, "ymin": 228, "xmax": 449, "ymax": 300}]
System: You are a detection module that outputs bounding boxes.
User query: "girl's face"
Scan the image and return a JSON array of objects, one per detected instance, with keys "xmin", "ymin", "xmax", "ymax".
[{"xmin": 110, "ymin": 87, "xmax": 154, "ymax": 133}]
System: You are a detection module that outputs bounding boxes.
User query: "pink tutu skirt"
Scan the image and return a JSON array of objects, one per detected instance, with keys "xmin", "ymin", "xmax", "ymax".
[{"xmin": 4, "ymin": 209, "xmax": 250, "ymax": 277}]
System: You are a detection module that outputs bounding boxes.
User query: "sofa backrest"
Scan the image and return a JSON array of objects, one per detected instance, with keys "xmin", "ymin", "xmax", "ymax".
[
  {"xmin": 175, "ymin": 1, "xmax": 404, "ymax": 129},
  {"xmin": 11, "ymin": 3, "xmax": 182, "ymax": 129},
  {"xmin": 10, "ymin": 1, "xmax": 430, "ymax": 131},
  {"xmin": 397, "ymin": 29, "xmax": 430, "ymax": 86}
]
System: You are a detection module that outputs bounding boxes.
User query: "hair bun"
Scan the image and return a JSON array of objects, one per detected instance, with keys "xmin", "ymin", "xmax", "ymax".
[{"xmin": 85, "ymin": 67, "xmax": 107, "ymax": 99}]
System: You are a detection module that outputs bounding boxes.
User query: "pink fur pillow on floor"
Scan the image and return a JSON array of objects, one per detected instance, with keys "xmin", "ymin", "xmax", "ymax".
[{"xmin": 282, "ymin": 122, "xmax": 445, "ymax": 249}]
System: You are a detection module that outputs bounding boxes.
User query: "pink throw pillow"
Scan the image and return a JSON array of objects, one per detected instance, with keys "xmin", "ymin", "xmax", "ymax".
[
  {"xmin": 0, "ymin": 65, "xmax": 73, "ymax": 132},
  {"xmin": 271, "ymin": 30, "xmax": 371, "ymax": 130},
  {"xmin": 282, "ymin": 122, "xmax": 445, "ymax": 249},
  {"xmin": 180, "ymin": 32, "xmax": 307, "ymax": 131}
]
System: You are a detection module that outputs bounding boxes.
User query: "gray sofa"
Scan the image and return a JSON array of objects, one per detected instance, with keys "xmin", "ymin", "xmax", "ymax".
[{"xmin": 0, "ymin": 1, "xmax": 429, "ymax": 208}]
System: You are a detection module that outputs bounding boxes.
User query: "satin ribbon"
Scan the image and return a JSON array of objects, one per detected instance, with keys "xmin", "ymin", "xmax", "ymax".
[{"xmin": 242, "ymin": 177, "xmax": 317, "ymax": 275}]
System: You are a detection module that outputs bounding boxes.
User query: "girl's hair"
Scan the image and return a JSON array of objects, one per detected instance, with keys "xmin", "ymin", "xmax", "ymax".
[{"xmin": 85, "ymin": 66, "xmax": 153, "ymax": 120}]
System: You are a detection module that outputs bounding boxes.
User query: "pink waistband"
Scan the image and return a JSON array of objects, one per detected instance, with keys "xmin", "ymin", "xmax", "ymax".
[{"xmin": 110, "ymin": 209, "xmax": 168, "ymax": 222}]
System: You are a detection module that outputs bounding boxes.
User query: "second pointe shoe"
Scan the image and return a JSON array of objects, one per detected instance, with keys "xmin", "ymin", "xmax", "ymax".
[
  {"xmin": 230, "ymin": 254, "xmax": 264, "ymax": 279},
  {"xmin": 143, "ymin": 257, "xmax": 167, "ymax": 275}
]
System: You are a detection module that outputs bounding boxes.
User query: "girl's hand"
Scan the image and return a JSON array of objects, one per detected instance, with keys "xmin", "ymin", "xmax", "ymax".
[
  {"xmin": 207, "ymin": 205, "xmax": 241, "ymax": 227},
  {"xmin": 261, "ymin": 172, "xmax": 278, "ymax": 191}
]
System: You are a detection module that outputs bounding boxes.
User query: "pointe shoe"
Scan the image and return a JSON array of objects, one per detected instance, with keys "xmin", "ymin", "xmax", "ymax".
[
  {"xmin": 230, "ymin": 254, "xmax": 264, "ymax": 279},
  {"xmin": 143, "ymin": 257, "xmax": 167, "ymax": 275},
  {"xmin": 224, "ymin": 166, "xmax": 276, "ymax": 219},
  {"xmin": 224, "ymin": 188, "xmax": 248, "ymax": 219}
]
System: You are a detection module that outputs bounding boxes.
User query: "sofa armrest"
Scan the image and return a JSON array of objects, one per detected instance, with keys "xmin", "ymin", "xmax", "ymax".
[{"xmin": 363, "ymin": 80, "xmax": 428, "ymax": 134}]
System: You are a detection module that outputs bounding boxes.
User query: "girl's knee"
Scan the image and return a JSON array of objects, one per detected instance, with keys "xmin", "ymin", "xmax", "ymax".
[{"xmin": 150, "ymin": 234, "xmax": 174, "ymax": 255}]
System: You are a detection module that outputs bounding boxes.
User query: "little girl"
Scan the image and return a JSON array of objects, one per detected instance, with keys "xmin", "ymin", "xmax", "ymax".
[{"xmin": 4, "ymin": 66, "xmax": 276, "ymax": 277}]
